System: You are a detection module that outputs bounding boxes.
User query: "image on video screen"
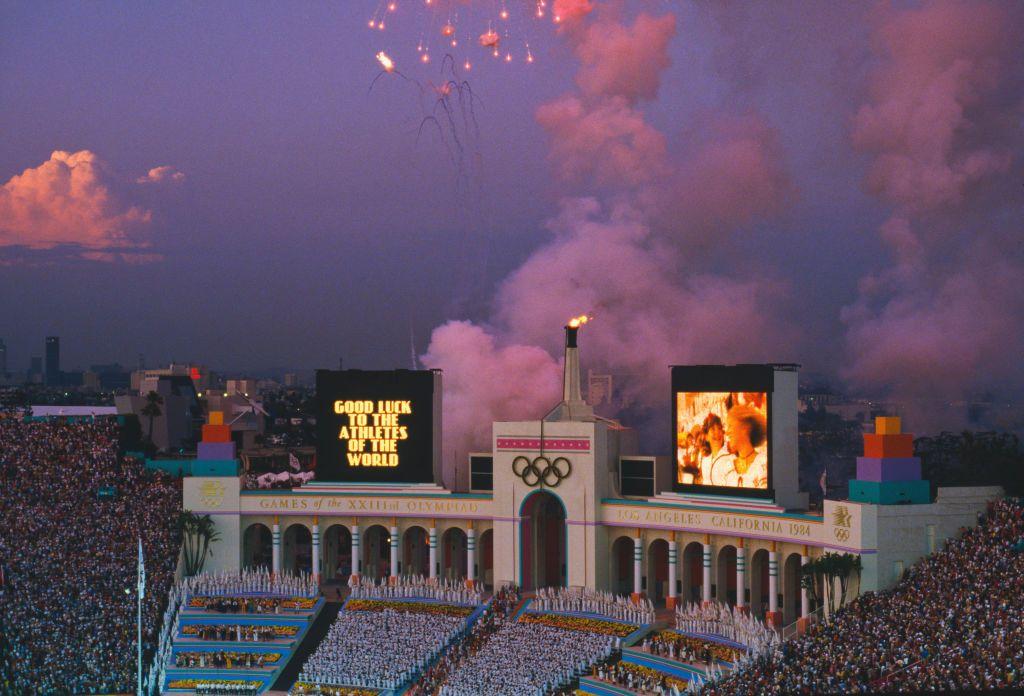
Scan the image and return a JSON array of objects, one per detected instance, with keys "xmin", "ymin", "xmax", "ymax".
[{"xmin": 675, "ymin": 391, "xmax": 768, "ymax": 490}]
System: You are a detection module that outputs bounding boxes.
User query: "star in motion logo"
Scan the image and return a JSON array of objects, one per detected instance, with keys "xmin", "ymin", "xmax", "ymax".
[{"xmin": 833, "ymin": 505, "xmax": 852, "ymax": 528}]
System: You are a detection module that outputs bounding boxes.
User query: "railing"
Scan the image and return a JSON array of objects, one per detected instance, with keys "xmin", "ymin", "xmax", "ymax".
[{"xmin": 780, "ymin": 605, "xmax": 823, "ymax": 641}]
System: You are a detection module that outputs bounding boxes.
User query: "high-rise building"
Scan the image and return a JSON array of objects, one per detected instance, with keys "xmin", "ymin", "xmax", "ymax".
[
  {"xmin": 0, "ymin": 338, "xmax": 7, "ymax": 377},
  {"xmin": 45, "ymin": 336, "xmax": 60, "ymax": 386}
]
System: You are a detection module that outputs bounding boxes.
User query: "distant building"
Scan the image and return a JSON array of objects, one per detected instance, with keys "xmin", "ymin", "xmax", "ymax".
[
  {"xmin": 116, "ymin": 374, "xmax": 203, "ymax": 453},
  {"xmin": 132, "ymin": 363, "xmax": 213, "ymax": 394},
  {"xmin": 89, "ymin": 363, "xmax": 130, "ymax": 391},
  {"xmin": 45, "ymin": 336, "xmax": 60, "ymax": 386},
  {"xmin": 283, "ymin": 372, "xmax": 298, "ymax": 387},
  {"xmin": 29, "ymin": 356, "xmax": 42, "ymax": 384}
]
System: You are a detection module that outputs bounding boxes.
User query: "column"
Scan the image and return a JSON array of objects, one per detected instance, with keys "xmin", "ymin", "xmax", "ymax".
[
  {"xmin": 701, "ymin": 539, "xmax": 712, "ymax": 604},
  {"xmin": 631, "ymin": 534, "xmax": 643, "ymax": 602},
  {"xmin": 798, "ymin": 547, "xmax": 811, "ymax": 634},
  {"xmin": 311, "ymin": 517, "xmax": 321, "ymax": 583},
  {"xmin": 271, "ymin": 516, "xmax": 281, "ymax": 577},
  {"xmin": 767, "ymin": 543, "xmax": 780, "ymax": 626},
  {"xmin": 350, "ymin": 522, "xmax": 361, "ymax": 583},
  {"xmin": 428, "ymin": 524, "xmax": 438, "ymax": 583},
  {"xmin": 667, "ymin": 538, "xmax": 678, "ymax": 610},
  {"xmin": 389, "ymin": 524, "xmax": 400, "ymax": 584},
  {"xmin": 736, "ymin": 541, "xmax": 747, "ymax": 611},
  {"xmin": 466, "ymin": 525, "xmax": 477, "ymax": 588}
]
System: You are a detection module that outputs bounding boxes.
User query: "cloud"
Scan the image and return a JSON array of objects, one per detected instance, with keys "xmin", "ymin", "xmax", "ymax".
[
  {"xmin": 136, "ymin": 165, "xmax": 185, "ymax": 184},
  {"xmin": 552, "ymin": 0, "xmax": 594, "ymax": 25},
  {"xmin": 419, "ymin": 321, "xmax": 562, "ymax": 461},
  {"xmin": 0, "ymin": 150, "xmax": 156, "ymax": 261},
  {"xmin": 842, "ymin": 1, "xmax": 1024, "ymax": 408},
  {"xmin": 536, "ymin": 95, "xmax": 669, "ymax": 192},
  {"xmin": 574, "ymin": 13, "xmax": 677, "ymax": 104},
  {"xmin": 850, "ymin": 1, "xmax": 1019, "ymax": 214}
]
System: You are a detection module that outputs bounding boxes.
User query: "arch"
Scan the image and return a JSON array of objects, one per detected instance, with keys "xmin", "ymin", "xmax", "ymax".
[
  {"xmin": 323, "ymin": 524, "xmax": 352, "ymax": 582},
  {"xmin": 610, "ymin": 536, "xmax": 633, "ymax": 596},
  {"xmin": 519, "ymin": 490, "xmax": 567, "ymax": 590},
  {"xmin": 283, "ymin": 523, "xmax": 312, "ymax": 575},
  {"xmin": 441, "ymin": 527, "xmax": 468, "ymax": 581},
  {"xmin": 716, "ymin": 545, "xmax": 737, "ymax": 606},
  {"xmin": 783, "ymin": 552, "xmax": 803, "ymax": 625},
  {"xmin": 682, "ymin": 542, "xmax": 704, "ymax": 604},
  {"xmin": 478, "ymin": 529, "xmax": 494, "ymax": 590},
  {"xmin": 646, "ymin": 539, "xmax": 669, "ymax": 606},
  {"xmin": 749, "ymin": 549, "xmax": 770, "ymax": 619},
  {"xmin": 242, "ymin": 523, "xmax": 272, "ymax": 570},
  {"xmin": 362, "ymin": 525, "xmax": 390, "ymax": 581},
  {"xmin": 403, "ymin": 525, "xmax": 429, "ymax": 578}
]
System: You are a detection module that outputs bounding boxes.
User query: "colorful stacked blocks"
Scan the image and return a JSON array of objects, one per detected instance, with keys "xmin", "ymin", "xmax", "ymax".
[
  {"xmin": 195, "ymin": 411, "xmax": 238, "ymax": 475},
  {"xmin": 848, "ymin": 417, "xmax": 929, "ymax": 505},
  {"xmin": 201, "ymin": 423, "xmax": 231, "ymax": 442}
]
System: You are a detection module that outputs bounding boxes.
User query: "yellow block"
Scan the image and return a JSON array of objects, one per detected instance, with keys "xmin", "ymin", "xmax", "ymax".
[
  {"xmin": 875, "ymin": 416, "xmax": 901, "ymax": 435},
  {"xmin": 208, "ymin": 411, "xmax": 224, "ymax": 425}
]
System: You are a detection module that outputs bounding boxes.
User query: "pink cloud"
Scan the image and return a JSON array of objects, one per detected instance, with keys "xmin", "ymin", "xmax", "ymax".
[
  {"xmin": 574, "ymin": 13, "xmax": 677, "ymax": 103},
  {"xmin": 0, "ymin": 150, "xmax": 155, "ymax": 259},
  {"xmin": 137, "ymin": 165, "xmax": 185, "ymax": 184},
  {"xmin": 535, "ymin": 95, "xmax": 669, "ymax": 192},
  {"xmin": 552, "ymin": 0, "xmax": 594, "ymax": 25},
  {"xmin": 850, "ymin": 1, "xmax": 1018, "ymax": 213}
]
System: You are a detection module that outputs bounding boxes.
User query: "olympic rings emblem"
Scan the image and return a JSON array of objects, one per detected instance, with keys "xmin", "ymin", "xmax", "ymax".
[
  {"xmin": 512, "ymin": 455, "xmax": 572, "ymax": 487},
  {"xmin": 833, "ymin": 528, "xmax": 850, "ymax": 542}
]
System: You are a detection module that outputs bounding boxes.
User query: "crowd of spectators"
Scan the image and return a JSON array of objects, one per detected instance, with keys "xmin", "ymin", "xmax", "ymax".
[
  {"xmin": 533, "ymin": 585, "xmax": 655, "ymax": 624},
  {"xmin": 706, "ymin": 497, "xmax": 1024, "ymax": 694},
  {"xmin": 296, "ymin": 605, "xmax": 465, "ymax": 690},
  {"xmin": 0, "ymin": 415, "xmax": 181, "ymax": 694},
  {"xmin": 438, "ymin": 619, "xmax": 615, "ymax": 695},
  {"xmin": 406, "ymin": 585, "xmax": 520, "ymax": 695}
]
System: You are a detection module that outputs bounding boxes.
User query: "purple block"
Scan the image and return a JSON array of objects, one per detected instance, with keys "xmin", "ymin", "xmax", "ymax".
[
  {"xmin": 198, "ymin": 441, "xmax": 236, "ymax": 460},
  {"xmin": 856, "ymin": 457, "xmax": 921, "ymax": 482}
]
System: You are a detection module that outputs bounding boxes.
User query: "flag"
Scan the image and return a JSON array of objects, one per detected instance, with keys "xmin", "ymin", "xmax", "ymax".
[
  {"xmin": 289, "ymin": 452, "xmax": 301, "ymax": 471},
  {"xmin": 138, "ymin": 538, "xmax": 145, "ymax": 599},
  {"xmin": 819, "ymin": 468, "xmax": 828, "ymax": 497}
]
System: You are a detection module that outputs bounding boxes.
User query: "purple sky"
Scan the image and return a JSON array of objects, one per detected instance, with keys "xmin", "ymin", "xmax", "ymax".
[{"xmin": 2, "ymin": 1, "xmax": 1021, "ymax": 436}]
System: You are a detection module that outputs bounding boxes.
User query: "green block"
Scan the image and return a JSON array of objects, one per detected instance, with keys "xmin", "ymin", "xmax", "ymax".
[{"xmin": 848, "ymin": 479, "xmax": 930, "ymax": 505}]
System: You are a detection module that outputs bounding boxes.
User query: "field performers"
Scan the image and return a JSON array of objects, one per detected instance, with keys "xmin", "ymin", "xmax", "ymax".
[
  {"xmin": 190, "ymin": 567, "xmax": 318, "ymax": 598},
  {"xmin": 406, "ymin": 585, "xmax": 521, "ymax": 696},
  {"xmin": 348, "ymin": 574, "xmax": 483, "ymax": 605},
  {"xmin": 705, "ymin": 498, "xmax": 1024, "ymax": 694},
  {"xmin": 0, "ymin": 415, "xmax": 181, "ymax": 695},
  {"xmin": 676, "ymin": 392, "xmax": 768, "ymax": 489},
  {"xmin": 439, "ymin": 622, "xmax": 616, "ymax": 696},
  {"xmin": 295, "ymin": 606, "xmax": 465, "ymax": 690},
  {"xmin": 674, "ymin": 601, "xmax": 779, "ymax": 657},
  {"xmin": 533, "ymin": 586, "xmax": 654, "ymax": 625}
]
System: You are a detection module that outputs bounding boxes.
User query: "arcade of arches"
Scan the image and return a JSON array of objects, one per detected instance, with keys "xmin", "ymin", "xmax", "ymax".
[{"xmin": 241, "ymin": 518, "xmax": 817, "ymax": 623}]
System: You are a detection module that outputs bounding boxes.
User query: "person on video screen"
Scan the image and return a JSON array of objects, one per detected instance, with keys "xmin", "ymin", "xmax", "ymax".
[
  {"xmin": 710, "ymin": 403, "xmax": 768, "ymax": 488},
  {"xmin": 699, "ymin": 413, "xmax": 730, "ymax": 485}
]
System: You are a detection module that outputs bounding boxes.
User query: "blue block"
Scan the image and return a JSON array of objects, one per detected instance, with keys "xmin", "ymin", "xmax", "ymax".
[{"xmin": 848, "ymin": 479, "xmax": 930, "ymax": 505}]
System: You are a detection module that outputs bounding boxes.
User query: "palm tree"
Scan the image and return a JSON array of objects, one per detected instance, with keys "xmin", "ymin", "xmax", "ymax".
[
  {"xmin": 140, "ymin": 391, "xmax": 164, "ymax": 443},
  {"xmin": 834, "ymin": 552, "xmax": 862, "ymax": 610},
  {"xmin": 178, "ymin": 510, "xmax": 221, "ymax": 576}
]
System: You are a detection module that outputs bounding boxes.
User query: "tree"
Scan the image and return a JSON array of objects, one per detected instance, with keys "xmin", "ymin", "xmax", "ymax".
[
  {"xmin": 140, "ymin": 391, "xmax": 163, "ymax": 444},
  {"xmin": 803, "ymin": 552, "xmax": 862, "ymax": 618},
  {"xmin": 178, "ymin": 510, "xmax": 221, "ymax": 576}
]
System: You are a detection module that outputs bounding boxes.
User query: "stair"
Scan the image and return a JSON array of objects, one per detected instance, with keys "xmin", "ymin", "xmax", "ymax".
[{"xmin": 269, "ymin": 601, "xmax": 342, "ymax": 693}]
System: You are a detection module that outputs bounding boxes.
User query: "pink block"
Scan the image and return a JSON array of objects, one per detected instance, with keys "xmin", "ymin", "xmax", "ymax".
[
  {"xmin": 198, "ymin": 441, "xmax": 236, "ymax": 460},
  {"xmin": 856, "ymin": 457, "xmax": 921, "ymax": 482}
]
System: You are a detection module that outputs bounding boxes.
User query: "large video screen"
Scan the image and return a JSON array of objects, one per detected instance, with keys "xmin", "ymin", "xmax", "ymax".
[
  {"xmin": 672, "ymin": 366, "xmax": 773, "ymax": 496},
  {"xmin": 316, "ymin": 369, "xmax": 436, "ymax": 483}
]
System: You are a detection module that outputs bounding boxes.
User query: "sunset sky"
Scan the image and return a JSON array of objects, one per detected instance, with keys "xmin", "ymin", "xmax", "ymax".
[{"xmin": 2, "ymin": 1, "xmax": 1022, "ymax": 443}]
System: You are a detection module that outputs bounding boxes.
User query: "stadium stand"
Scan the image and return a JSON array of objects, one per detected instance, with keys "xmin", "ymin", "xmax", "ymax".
[
  {"xmin": 0, "ymin": 416, "xmax": 181, "ymax": 694},
  {"xmin": 705, "ymin": 497, "xmax": 1024, "ymax": 694}
]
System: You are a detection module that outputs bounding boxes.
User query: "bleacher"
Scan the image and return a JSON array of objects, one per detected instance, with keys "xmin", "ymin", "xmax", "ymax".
[{"xmin": 158, "ymin": 574, "xmax": 324, "ymax": 694}]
